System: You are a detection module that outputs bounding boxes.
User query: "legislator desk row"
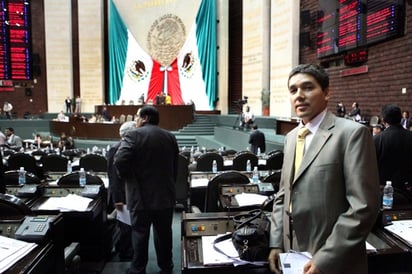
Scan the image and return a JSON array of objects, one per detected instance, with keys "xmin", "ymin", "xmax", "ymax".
[
  {"xmin": 186, "ymin": 170, "xmax": 279, "ymax": 214},
  {"xmin": 185, "ymin": 149, "xmax": 284, "ymax": 173},
  {"xmin": 181, "ymin": 209, "xmax": 412, "ymax": 274},
  {"xmin": 181, "ymin": 171, "xmax": 412, "ymax": 273},
  {"xmin": 1, "ymin": 147, "xmax": 109, "ymax": 181},
  {"xmin": 0, "ymin": 199, "xmax": 66, "ymax": 274},
  {"xmin": 1, "ymin": 170, "xmax": 112, "ymax": 273}
]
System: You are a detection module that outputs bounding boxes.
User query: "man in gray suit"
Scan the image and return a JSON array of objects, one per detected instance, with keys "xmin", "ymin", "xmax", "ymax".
[
  {"xmin": 268, "ymin": 64, "xmax": 380, "ymax": 274},
  {"xmin": 114, "ymin": 105, "xmax": 179, "ymax": 274}
]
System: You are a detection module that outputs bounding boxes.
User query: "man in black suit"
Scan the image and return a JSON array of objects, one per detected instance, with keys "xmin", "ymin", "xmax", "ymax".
[
  {"xmin": 248, "ymin": 124, "xmax": 266, "ymax": 155},
  {"xmin": 114, "ymin": 105, "xmax": 179, "ymax": 274},
  {"xmin": 400, "ymin": 110, "xmax": 412, "ymax": 129},
  {"xmin": 107, "ymin": 121, "xmax": 137, "ymax": 260},
  {"xmin": 374, "ymin": 104, "xmax": 412, "ymax": 191}
]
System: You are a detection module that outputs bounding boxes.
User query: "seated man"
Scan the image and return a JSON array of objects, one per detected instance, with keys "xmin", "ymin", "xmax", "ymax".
[
  {"xmin": 241, "ymin": 106, "xmax": 254, "ymax": 129},
  {"xmin": 5, "ymin": 127, "xmax": 23, "ymax": 149}
]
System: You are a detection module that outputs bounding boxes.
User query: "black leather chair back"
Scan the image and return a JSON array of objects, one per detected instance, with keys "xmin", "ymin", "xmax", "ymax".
[
  {"xmin": 196, "ymin": 152, "xmax": 224, "ymax": 172},
  {"xmin": 79, "ymin": 154, "xmax": 107, "ymax": 173},
  {"xmin": 262, "ymin": 170, "xmax": 281, "ymax": 194},
  {"xmin": 176, "ymin": 154, "xmax": 190, "ymax": 210},
  {"xmin": 57, "ymin": 171, "xmax": 104, "ymax": 186},
  {"xmin": 0, "ymin": 193, "xmax": 32, "ymax": 218},
  {"xmin": 265, "ymin": 150, "xmax": 284, "ymax": 171},
  {"xmin": 42, "ymin": 154, "xmax": 69, "ymax": 172},
  {"xmin": 7, "ymin": 152, "xmax": 38, "ymax": 175},
  {"xmin": 232, "ymin": 152, "xmax": 258, "ymax": 171},
  {"xmin": 204, "ymin": 171, "xmax": 250, "ymax": 212},
  {"xmin": 3, "ymin": 170, "xmax": 41, "ymax": 185}
]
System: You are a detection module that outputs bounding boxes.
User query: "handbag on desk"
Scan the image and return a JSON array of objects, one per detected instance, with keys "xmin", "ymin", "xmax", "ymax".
[{"xmin": 213, "ymin": 204, "xmax": 272, "ymax": 262}]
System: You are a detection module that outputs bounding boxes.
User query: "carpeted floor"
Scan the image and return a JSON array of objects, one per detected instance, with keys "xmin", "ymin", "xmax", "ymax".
[{"xmin": 100, "ymin": 210, "xmax": 182, "ymax": 274}]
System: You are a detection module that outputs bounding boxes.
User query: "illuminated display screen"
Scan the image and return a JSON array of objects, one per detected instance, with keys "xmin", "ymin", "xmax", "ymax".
[
  {"xmin": 317, "ymin": 0, "xmax": 405, "ymax": 58},
  {"xmin": 0, "ymin": 0, "xmax": 31, "ymax": 81}
]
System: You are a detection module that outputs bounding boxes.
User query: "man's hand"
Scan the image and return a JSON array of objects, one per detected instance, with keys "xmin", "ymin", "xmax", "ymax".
[
  {"xmin": 303, "ymin": 260, "xmax": 323, "ymax": 274},
  {"xmin": 268, "ymin": 248, "xmax": 282, "ymax": 273}
]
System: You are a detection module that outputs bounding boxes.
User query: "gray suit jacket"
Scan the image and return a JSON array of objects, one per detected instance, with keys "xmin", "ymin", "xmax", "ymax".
[{"xmin": 270, "ymin": 111, "xmax": 380, "ymax": 274}]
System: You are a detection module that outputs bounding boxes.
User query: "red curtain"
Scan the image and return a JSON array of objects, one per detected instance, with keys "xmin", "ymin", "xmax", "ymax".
[{"xmin": 147, "ymin": 59, "xmax": 183, "ymax": 105}]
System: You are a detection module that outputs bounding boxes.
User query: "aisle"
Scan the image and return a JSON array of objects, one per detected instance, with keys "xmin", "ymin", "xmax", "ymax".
[{"xmin": 101, "ymin": 210, "xmax": 182, "ymax": 274}]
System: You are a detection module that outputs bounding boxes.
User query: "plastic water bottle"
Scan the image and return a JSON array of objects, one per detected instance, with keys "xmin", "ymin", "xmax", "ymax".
[
  {"xmin": 257, "ymin": 147, "xmax": 261, "ymax": 157},
  {"xmin": 212, "ymin": 160, "xmax": 217, "ymax": 173},
  {"xmin": 79, "ymin": 168, "xmax": 86, "ymax": 186},
  {"xmin": 18, "ymin": 167, "xmax": 26, "ymax": 185},
  {"xmin": 252, "ymin": 166, "xmax": 259, "ymax": 183},
  {"xmin": 67, "ymin": 160, "xmax": 72, "ymax": 173},
  {"xmin": 382, "ymin": 181, "xmax": 394, "ymax": 209},
  {"xmin": 246, "ymin": 159, "xmax": 251, "ymax": 172}
]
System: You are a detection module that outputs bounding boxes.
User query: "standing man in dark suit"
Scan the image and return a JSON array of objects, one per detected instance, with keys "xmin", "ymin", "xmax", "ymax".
[
  {"xmin": 65, "ymin": 97, "xmax": 72, "ymax": 113},
  {"xmin": 107, "ymin": 121, "xmax": 137, "ymax": 260},
  {"xmin": 114, "ymin": 105, "xmax": 179, "ymax": 274},
  {"xmin": 268, "ymin": 64, "xmax": 380, "ymax": 274},
  {"xmin": 400, "ymin": 110, "xmax": 412, "ymax": 129},
  {"xmin": 374, "ymin": 104, "xmax": 412, "ymax": 191},
  {"xmin": 248, "ymin": 124, "xmax": 266, "ymax": 155}
]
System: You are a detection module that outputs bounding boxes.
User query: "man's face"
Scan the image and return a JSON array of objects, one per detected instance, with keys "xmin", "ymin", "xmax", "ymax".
[
  {"xmin": 288, "ymin": 73, "xmax": 329, "ymax": 124},
  {"xmin": 5, "ymin": 129, "xmax": 11, "ymax": 136},
  {"xmin": 135, "ymin": 109, "xmax": 145, "ymax": 127}
]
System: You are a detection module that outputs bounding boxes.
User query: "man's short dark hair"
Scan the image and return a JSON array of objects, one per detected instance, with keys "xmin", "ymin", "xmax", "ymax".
[
  {"xmin": 5, "ymin": 127, "xmax": 14, "ymax": 132},
  {"xmin": 381, "ymin": 104, "xmax": 402, "ymax": 125},
  {"xmin": 288, "ymin": 64, "xmax": 329, "ymax": 90},
  {"xmin": 139, "ymin": 105, "xmax": 159, "ymax": 125}
]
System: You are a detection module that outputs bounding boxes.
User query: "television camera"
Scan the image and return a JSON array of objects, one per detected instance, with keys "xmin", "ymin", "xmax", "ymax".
[{"xmin": 233, "ymin": 96, "xmax": 248, "ymax": 106}]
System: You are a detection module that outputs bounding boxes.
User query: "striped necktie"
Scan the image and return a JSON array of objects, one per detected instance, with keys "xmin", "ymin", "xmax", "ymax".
[{"xmin": 294, "ymin": 127, "xmax": 310, "ymax": 177}]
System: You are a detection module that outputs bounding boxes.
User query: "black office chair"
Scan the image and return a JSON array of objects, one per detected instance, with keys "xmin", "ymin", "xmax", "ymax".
[
  {"xmin": 31, "ymin": 149, "xmax": 48, "ymax": 158},
  {"xmin": 221, "ymin": 149, "xmax": 237, "ymax": 157},
  {"xmin": 196, "ymin": 152, "xmax": 224, "ymax": 172},
  {"xmin": 3, "ymin": 170, "xmax": 41, "ymax": 185},
  {"xmin": 265, "ymin": 150, "xmax": 284, "ymax": 171},
  {"xmin": 42, "ymin": 154, "xmax": 69, "ymax": 173},
  {"xmin": 262, "ymin": 170, "xmax": 281, "ymax": 194},
  {"xmin": 79, "ymin": 154, "xmax": 107, "ymax": 173},
  {"xmin": 0, "ymin": 193, "xmax": 32, "ymax": 218},
  {"xmin": 176, "ymin": 153, "xmax": 190, "ymax": 210},
  {"xmin": 57, "ymin": 170, "xmax": 104, "ymax": 186},
  {"xmin": 391, "ymin": 186, "xmax": 412, "ymax": 210},
  {"xmin": 204, "ymin": 171, "xmax": 250, "ymax": 212},
  {"xmin": 7, "ymin": 152, "xmax": 40, "ymax": 176},
  {"xmin": 232, "ymin": 152, "xmax": 258, "ymax": 171}
]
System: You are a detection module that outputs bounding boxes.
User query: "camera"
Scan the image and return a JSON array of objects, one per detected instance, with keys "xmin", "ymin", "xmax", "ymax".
[{"xmin": 234, "ymin": 96, "xmax": 248, "ymax": 105}]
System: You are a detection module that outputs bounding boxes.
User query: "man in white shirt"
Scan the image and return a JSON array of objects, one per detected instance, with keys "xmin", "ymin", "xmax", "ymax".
[
  {"xmin": 3, "ymin": 101, "xmax": 13, "ymax": 119},
  {"xmin": 241, "ymin": 105, "xmax": 254, "ymax": 129},
  {"xmin": 5, "ymin": 127, "xmax": 23, "ymax": 148}
]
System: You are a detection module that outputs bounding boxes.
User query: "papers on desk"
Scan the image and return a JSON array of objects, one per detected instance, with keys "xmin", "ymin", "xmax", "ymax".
[
  {"xmin": 384, "ymin": 220, "xmax": 412, "ymax": 246},
  {"xmin": 234, "ymin": 192, "xmax": 268, "ymax": 207},
  {"xmin": 202, "ymin": 234, "xmax": 267, "ymax": 267},
  {"xmin": 0, "ymin": 235, "xmax": 38, "ymax": 273},
  {"xmin": 38, "ymin": 194, "xmax": 92, "ymax": 211},
  {"xmin": 191, "ymin": 178, "xmax": 209, "ymax": 188},
  {"xmin": 279, "ymin": 251, "xmax": 312, "ymax": 274},
  {"xmin": 202, "ymin": 234, "xmax": 238, "ymax": 265}
]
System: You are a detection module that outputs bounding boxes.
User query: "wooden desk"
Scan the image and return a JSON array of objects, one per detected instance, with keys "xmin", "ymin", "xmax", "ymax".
[
  {"xmin": 51, "ymin": 105, "xmax": 194, "ymax": 139},
  {"xmin": 95, "ymin": 104, "xmax": 193, "ymax": 130},
  {"xmin": 275, "ymin": 119, "xmax": 298, "ymax": 135}
]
